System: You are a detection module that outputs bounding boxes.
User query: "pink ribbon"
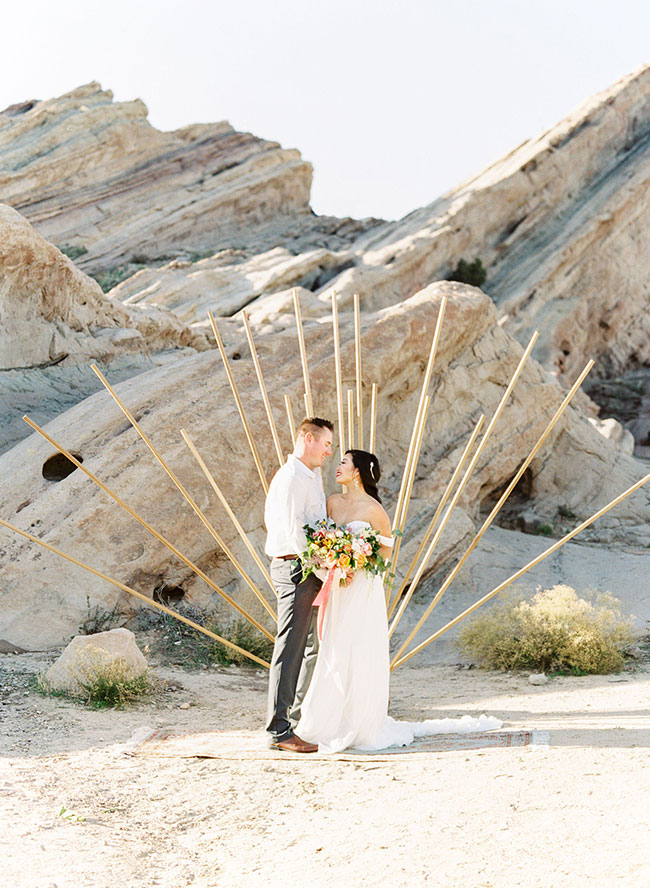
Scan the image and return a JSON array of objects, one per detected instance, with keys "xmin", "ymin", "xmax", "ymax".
[{"xmin": 312, "ymin": 566, "xmax": 342, "ymax": 641}]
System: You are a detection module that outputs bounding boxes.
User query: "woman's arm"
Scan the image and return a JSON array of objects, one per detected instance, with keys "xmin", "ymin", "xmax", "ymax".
[{"xmin": 368, "ymin": 503, "xmax": 393, "ymax": 560}]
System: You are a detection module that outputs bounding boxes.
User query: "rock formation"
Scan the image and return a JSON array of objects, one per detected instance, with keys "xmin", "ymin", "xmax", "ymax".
[
  {"xmin": 98, "ymin": 68, "xmax": 650, "ymax": 451},
  {"xmin": 0, "ymin": 83, "xmax": 314, "ymax": 274},
  {"xmin": 0, "ymin": 283, "xmax": 647, "ymax": 651},
  {"xmin": 0, "ymin": 71, "xmax": 649, "ymax": 656},
  {"xmin": 0, "ymin": 204, "xmax": 211, "ymax": 453}
]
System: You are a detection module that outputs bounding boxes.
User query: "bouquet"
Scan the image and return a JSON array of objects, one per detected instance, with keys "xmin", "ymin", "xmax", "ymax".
[
  {"xmin": 301, "ymin": 518, "xmax": 389, "ymax": 581},
  {"xmin": 300, "ymin": 519, "xmax": 390, "ymax": 640}
]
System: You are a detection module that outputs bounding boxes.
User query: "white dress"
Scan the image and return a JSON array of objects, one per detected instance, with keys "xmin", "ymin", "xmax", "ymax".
[{"xmin": 296, "ymin": 520, "xmax": 500, "ymax": 753}]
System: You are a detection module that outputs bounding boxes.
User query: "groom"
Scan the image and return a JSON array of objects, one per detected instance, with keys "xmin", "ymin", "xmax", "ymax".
[{"xmin": 264, "ymin": 417, "xmax": 334, "ymax": 752}]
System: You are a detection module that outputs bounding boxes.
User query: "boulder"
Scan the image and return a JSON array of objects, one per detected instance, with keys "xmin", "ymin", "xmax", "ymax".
[{"xmin": 43, "ymin": 627, "xmax": 147, "ymax": 695}]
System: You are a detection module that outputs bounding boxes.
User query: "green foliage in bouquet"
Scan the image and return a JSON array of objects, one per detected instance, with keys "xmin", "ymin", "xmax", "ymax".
[{"xmin": 457, "ymin": 585, "xmax": 636, "ymax": 674}]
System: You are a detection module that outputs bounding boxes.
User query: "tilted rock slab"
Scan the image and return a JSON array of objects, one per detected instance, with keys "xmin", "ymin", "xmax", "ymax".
[
  {"xmin": 0, "ymin": 83, "xmax": 313, "ymax": 274},
  {"xmin": 106, "ymin": 65, "xmax": 650, "ymax": 429},
  {"xmin": 0, "ymin": 283, "xmax": 647, "ymax": 650},
  {"xmin": 0, "ymin": 204, "xmax": 210, "ymax": 453}
]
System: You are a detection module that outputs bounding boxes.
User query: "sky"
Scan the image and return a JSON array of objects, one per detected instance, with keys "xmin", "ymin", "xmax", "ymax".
[{"xmin": 2, "ymin": 0, "xmax": 649, "ymax": 221}]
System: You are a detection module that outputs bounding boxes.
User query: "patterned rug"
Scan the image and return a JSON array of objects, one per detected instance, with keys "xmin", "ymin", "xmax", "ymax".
[{"xmin": 126, "ymin": 728, "xmax": 549, "ymax": 761}]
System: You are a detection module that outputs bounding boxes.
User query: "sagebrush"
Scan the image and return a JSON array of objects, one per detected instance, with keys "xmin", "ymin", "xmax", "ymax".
[
  {"xmin": 37, "ymin": 655, "xmax": 155, "ymax": 707},
  {"xmin": 457, "ymin": 585, "xmax": 636, "ymax": 674}
]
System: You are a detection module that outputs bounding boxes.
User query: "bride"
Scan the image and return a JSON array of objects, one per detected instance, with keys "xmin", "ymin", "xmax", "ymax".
[{"xmin": 295, "ymin": 448, "xmax": 500, "ymax": 754}]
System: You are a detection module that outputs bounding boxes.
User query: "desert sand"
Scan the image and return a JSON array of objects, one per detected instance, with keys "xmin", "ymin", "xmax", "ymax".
[{"xmin": 2, "ymin": 649, "xmax": 649, "ymax": 888}]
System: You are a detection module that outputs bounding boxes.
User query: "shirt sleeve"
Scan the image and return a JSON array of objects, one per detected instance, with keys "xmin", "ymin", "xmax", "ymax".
[{"xmin": 264, "ymin": 468, "xmax": 310, "ymax": 556}]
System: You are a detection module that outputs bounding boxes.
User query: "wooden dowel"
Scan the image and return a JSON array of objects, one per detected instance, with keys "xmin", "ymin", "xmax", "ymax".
[
  {"xmin": 208, "ymin": 312, "xmax": 268, "ymax": 494},
  {"xmin": 392, "ymin": 467, "xmax": 650, "ymax": 670},
  {"xmin": 292, "ymin": 288, "xmax": 314, "ymax": 417},
  {"xmin": 22, "ymin": 415, "xmax": 274, "ymax": 640},
  {"xmin": 353, "ymin": 293, "xmax": 363, "ymax": 449},
  {"xmin": 303, "ymin": 393, "xmax": 311, "ymax": 419},
  {"xmin": 391, "ymin": 297, "xmax": 447, "ymax": 532},
  {"xmin": 0, "ymin": 517, "xmax": 271, "ymax": 669},
  {"xmin": 389, "ymin": 357, "xmax": 592, "ymax": 642},
  {"xmin": 284, "ymin": 395, "xmax": 296, "ymax": 446},
  {"xmin": 369, "ymin": 383, "xmax": 378, "ymax": 454},
  {"xmin": 384, "ymin": 394, "xmax": 428, "ymax": 603},
  {"xmin": 180, "ymin": 428, "xmax": 277, "ymax": 602},
  {"xmin": 391, "ymin": 395, "xmax": 427, "ymax": 530},
  {"xmin": 242, "ymin": 312, "xmax": 284, "ymax": 468},
  {"xmin": 385, "ymin": 395, "xmax": 431, "ymax": 605},
  {"xmin": 90, "ymin": 365, "xmax": 277, "ymax": 623},
  {"xmin": 390, "ymin": 330, "xmax": 539, "ymax": 667},
  {"xmin": 347, "ymin": 389, "xmax": 355, "ymax": 451},
  {"xmin": 387, "ymin": 413, "xmax": 485, "ymax": 625},
  {"xmin": 331, "ymin": 292, "xmax": 346, "ymax": 460}
]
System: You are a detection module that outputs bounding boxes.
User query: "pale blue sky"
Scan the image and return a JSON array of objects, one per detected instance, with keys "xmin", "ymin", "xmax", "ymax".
[{"xmin": 2, "ymin": 0, "xmax": 649, "ymax": 220}]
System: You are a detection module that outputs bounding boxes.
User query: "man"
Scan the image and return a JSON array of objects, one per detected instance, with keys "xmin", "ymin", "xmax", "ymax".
[{"xmin": 265, "ymin": 417, "xmax": 334, "ymax": 753}]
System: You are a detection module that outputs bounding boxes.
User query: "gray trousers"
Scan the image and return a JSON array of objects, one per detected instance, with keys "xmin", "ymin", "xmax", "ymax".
[{"xmin": 266, "ymin": 558, "xmax": 320, "ymax": 741}]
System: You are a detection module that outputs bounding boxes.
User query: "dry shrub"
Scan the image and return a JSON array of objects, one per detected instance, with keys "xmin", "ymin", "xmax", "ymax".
[
  {"xmin": 77, "ymin": 658, "xmax": 154, "ymax": 706},
  {"xmin": 38, "ymin": 654, "xmax": 155, "ymax": 707},
  {"xmin": 458, "ymin": 585, "xmax": 636, "ymax": 674}
]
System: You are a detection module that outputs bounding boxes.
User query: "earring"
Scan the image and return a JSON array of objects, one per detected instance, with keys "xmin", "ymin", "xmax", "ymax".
[{"xmin": 353, "ymin": 477, "xmax": 360, "ymax": 488}]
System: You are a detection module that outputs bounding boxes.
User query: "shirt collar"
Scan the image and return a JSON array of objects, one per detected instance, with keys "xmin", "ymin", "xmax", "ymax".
[{"xmin": 287, "ymin": 453, "xmax": 316, "ymax": 479}]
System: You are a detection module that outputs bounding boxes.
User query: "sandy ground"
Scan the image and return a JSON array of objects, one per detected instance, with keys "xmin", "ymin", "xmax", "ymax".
[{"xmin": 1, "ymin": 650, "xmax": 649, "ymax": 888}]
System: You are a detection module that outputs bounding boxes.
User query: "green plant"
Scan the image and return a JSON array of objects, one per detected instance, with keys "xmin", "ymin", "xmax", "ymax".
[
  {"xmin": 79, "ymin": 595, "xmax": 123, "ymax": 635},
  {"xmin": 59, "ymin": 244, "xmax": 88, "ymax": 260},
  {"xmin": 135, "ymin": 605, "xmax": 274, "ymax": 669},
  {"xmin": 36, "ymin": 656, "xmax": 156, "ymax": 708},
  {"xmin": 535, "ymin": 523, "xmax": 555, "ymax": 536},
  {"xmin": 457, "ymin": 585, "xmax": 636, "ymax": 674},
  {"xmin": 77, "ymin": 659, "xmax": 154, "ymax": 707},
  {"xmin": 447, "ymin": 258, "xmax": 487, "ymax": 288},
  {"xmin": 202, "ymin": 616, "xmax": 274, "ymax": 667},
  {"xmin": 92, "ymin": 264, "xmax": 146, "ymax": 293}
]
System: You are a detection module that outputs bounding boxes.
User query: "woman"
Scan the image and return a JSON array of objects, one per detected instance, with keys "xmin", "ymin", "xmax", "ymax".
[{"xmin": 296, "ymin": 449, "xmax": 499, "ymax": 753}]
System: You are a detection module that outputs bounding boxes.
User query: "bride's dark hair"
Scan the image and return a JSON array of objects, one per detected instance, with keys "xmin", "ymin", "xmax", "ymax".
[{"xmin": 346, "ymin": 449, "xmax": 382, "ymax": 503}]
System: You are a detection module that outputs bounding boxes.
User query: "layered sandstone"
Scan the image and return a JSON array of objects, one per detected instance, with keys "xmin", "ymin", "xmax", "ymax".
[
  {"xmin": 100, "ymin": 67, "xmax": 650, "ymax": 452},
  {"xmin": 0, "ymin": 83, "xmax": 314, "ymax": 274},
  {"xmin": 0, "ymin": 204, "xmax": 213, "ymax": 452},
  {"xmin": 0, "ymin": 283, "xmax": 647, "ymax": 651}
]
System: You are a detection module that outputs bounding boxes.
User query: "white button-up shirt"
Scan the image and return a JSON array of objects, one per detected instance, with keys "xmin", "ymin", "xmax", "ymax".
[{"xmin": 264, "ymin": 455, "xmax": 327, "ymax": 558}]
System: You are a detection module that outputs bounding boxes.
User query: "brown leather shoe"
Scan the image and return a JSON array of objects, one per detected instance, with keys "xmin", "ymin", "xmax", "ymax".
[{"xmin": 270, "ymin": 734, "xmax": 318, "ymax": 753}]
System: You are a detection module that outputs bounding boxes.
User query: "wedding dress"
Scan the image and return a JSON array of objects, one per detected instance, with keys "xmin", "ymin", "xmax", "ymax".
[{"xmin": 296, "ymin": 520, "xmax": 501, "ymax": 754}]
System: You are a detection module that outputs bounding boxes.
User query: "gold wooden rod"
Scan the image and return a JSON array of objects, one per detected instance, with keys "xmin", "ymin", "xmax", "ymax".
[
  {"xmin": 390, "ymin": 357, "xmax": 592, "ymax": 642},
  {"xmin": 284, "ymin": 395, "xmax": 296, "ymax": 446},
  {"xmin": 292, "ymin": 288, "xmax": 314, "ymax": 417},
  {"xmin": 180, "ymin": 428, "xmax": 278, "ymax": 607},
  {"xmin": 385, "ymin": 395, "xmax": 431, "ymax": 605},
  {"xmin": 242, "ymin": 312, "xmax": 284, "ymax": 468},
  {"xmin": 90, "ymin": 365, "xmax": 273, "ymax": 619},
  {"xmin": 392, "ymin": 467, "xmax": 650, "ymax": 669},
  {"xmin": 331, "ymin": 292, "xmax": 346, "ymax": 460},
  {"xmin": 369, "ymin": 383, "xmax": 378, "ymax": 454},
  {"xmin": 391, "ymin": 297, "xmax": 447, "ymax": 532},
  {"xmin": 0, "ymin": 517, "xmax": 271, "ymax": 669},
  {"xmin": 387, "ymin": 414, "xmax": 485, "ymax": 624},
  {"xmin": 208, "ymin": 311, "xmax": 268, "ymax": 494},
  {"xmin": 390, "ymin": 330, "xmax": 539, "ymax": 667},
  {"xmin": 23, "ymin": 415, "xmax": 274, "ymax": 640},
  {"xmin": 353, "ymin": 293, "xmax": 363, "ymax": 449},
  {"xmin": 347, "ymin": 388, "xmax": 355, "ymax": 451}
]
